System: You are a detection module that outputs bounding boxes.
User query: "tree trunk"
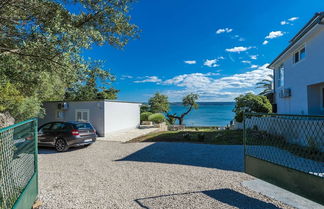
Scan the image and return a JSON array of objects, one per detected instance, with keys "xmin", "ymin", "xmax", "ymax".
[{"xmin": 178, "ymin": 117, "xmax": 184, "ymax": 125}]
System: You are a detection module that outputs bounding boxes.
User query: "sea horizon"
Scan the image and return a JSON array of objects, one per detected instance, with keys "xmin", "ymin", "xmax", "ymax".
[{"xmin": 168, "ymin": 102, "xmax": 235, "ymax": 127}]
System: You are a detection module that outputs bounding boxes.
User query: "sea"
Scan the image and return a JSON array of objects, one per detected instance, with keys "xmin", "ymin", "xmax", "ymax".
[{"xmin": 169, "ymin": 102, "xmax": 235, "ymax": 127}]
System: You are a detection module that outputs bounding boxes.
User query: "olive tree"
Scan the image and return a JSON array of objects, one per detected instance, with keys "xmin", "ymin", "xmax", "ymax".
[{"xmin": 167, "ymin": 93, "xmax": 199, "ymax": 125}]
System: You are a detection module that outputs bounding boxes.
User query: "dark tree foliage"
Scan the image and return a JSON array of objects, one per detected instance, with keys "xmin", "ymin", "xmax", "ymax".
[
  {"xmin": 233, "ymin": 93, "xmax": 272, "ymax": 122},
  {"xmin": 0, "ymin": 0, "xmax": 139, "ymax": 121}
]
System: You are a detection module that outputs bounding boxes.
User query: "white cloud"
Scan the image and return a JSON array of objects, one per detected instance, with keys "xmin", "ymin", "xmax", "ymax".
[
  {"xmin": 265, "ymin": 31, "xmax": 284, "ymax": 39},
  {"xmin": 216, "ymin": 28, "xmax": 233, "ymax": 34},
  {"xmin": 238, "ymin": 37, "xmax": 245, "ymax": 42},
  {"xmin": 184, "ymin": 60, "xmax": 196, "ymax": 64},
  {"xmin": 225, "ymin": 46, "xmax": 252, "ymax": 53},
  {"xmin": 120, "ymin": 75, "xmax": 133, "ymax": 80},
  {"xmin": 262, "ymin": 40, "xmax": 269, "ymax": 45},
  {"xmin": 233, "ymin": 34, "xmax": 245, "ymax": 42},
  {"xmin": 280, "ymin": 21, "xmax": 289, "ymax": 25},
  {"xmin": 288, "ymin": 17, "xmax": 299, "ymax": 21},
  {"xmin": 250, "ymin": 55, "xmax": 258, "ymax": 60},
  {"xmin": 204, "ymin": 59, "xmax": 219, "ymax": 67},
  {"xmin": 242, "ymin": 60, "xmax": 251, "ymax": 64},
  {"xmin": 162, "ymin": 64, "xmax": 273, "ymax": 101},
  {"xmin": 251, "ymin": 64, "xmax": 258, "ymax": 68},
  {"xmin": 134, "ymin": 76, "xmax": 162, "ymax": 83}
]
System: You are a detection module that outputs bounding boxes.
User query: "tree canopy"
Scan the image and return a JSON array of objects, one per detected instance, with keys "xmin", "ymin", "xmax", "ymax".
[
  {"xmin": 0, "ymin": 0, "xmax": 139, "ymax": 121},
  {"xmin": 148, "ymin": 93, "xmax": 170, "ymax": 113},
  {"xmin": 233, "ymin": 93, "xmax": 272, "ymax": 122}
]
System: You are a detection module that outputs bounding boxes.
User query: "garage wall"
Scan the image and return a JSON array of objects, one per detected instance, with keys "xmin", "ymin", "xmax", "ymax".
[
  {"xmin": 39, "ymin": 101, "xmax": 105, "ymax": 136},
  {"xmin": 104, "ymin": 101, "xmax": 141, "ymax": 134}
]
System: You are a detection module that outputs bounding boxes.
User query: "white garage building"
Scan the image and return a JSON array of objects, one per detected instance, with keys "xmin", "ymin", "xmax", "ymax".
[{"xmin": 39, "ymin": 100, "xmax": 142, "ymax": 136}]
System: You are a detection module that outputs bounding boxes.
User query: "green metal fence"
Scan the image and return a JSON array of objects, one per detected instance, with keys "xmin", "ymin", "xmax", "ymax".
[
  {"xmin": 0, "ymin": 118, "xmax": 38, "ymax": 209},
  {"xmin": 243, "ymin": 113, "xmax": 324, "ymax": 205}
]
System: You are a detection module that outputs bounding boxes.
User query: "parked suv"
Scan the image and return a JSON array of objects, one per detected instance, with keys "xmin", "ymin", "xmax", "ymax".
[{"xmin": 38, "ymin": 121, "xmax": 96, "ymax": 152}]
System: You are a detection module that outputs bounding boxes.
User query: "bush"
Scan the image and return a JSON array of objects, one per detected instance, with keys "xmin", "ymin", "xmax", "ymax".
[
  {"xmin": 140, "ymin": 112, "xmax": 152, "ymax": 122},
  {"xmin": 197, "ymin": 133, "xmax": 205, "ymax": 141},
  {"xmin": 233, "ymin": 93, "xmax": 272, "ymax": 122},
  {"xmin": 148, "ymin": 113, "xmax": 165, "ymax": 123}
]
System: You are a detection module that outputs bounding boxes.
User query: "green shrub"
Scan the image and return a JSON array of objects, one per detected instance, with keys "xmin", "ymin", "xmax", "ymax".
[
  {"xmin": 233, "ymin": 93, "xmax": 272, "ymax": 122},
  {"xmin": 140, "ymin": 112, "xmax": 152, "ymax": 122},
  {"xmin": 197, "ymin": 133, "xmax": 205, "ymax": 142},
  {"xmin": 148, "ymin": 113, "xmax": 165, "ymax": 123}
]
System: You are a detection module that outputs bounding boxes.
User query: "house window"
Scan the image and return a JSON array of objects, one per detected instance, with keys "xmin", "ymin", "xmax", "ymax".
[
  {"xmin": 300, "ymin": 48, "xmax": 306, "ymax": 60},
  {"xmin": 277, "ymin": 64, "xmax": 284, "ymax": 87},
  {"xmin": 294, "ymin": 52, "xmax": 299, "ymax": 63},
  {"xmin": 56, "ymin": 110, "xmax": 64, "ymax": 120},
  {"xmin": 75, "ymin": 109, "xmax": 90, "ymax": 122},
  {"xmin": 294, "ymin": 47, "xmax": 305, "ymax": 63}
]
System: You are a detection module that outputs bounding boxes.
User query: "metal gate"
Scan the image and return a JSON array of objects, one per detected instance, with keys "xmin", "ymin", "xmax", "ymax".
[
  {"xmin": 0, "ymin": 118, "xmax": 38, "ymax": 209},
  {"xmin": 243, "ymin": 113, "xmax": 324, "ymax": 205}
]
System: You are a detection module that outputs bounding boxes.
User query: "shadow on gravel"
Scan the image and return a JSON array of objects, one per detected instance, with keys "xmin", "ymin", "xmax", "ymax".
[
  {"xmin": 38, "ymin": 146, "xmax": 86, "ymax": 154},
  {"xmin": 135, "ymin": 188, "xmax": 281, "ymax": 209},
  {"xmin": 116, "ymin": 142, "xmax": 243, "ymax": 171}
]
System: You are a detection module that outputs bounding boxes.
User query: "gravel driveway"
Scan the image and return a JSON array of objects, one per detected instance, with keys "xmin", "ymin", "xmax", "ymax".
[{"xmin": 38, "ymin": 141, "xmax": 292, "ymax": 209}]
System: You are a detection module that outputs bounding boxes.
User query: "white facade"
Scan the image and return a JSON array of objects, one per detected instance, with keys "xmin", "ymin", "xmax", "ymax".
[
  {"xmin": 39, "ymin": 100, "xmax": 141, "ymax": 136},
  {"xmin": 270, "ymin": 13, "xmax": 324, "ymax": 115}
]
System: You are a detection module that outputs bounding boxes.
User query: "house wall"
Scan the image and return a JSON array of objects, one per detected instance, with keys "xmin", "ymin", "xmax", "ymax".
[
  {"xmin": 274, "ymin": 27, "xmax": 324, "ymax": 115},
  {"xmin": 104, "ymin": 101, "xmax": 141, "ymax": 134},
  {"xmin": 39, "ymin": 101, "xmax": 105, "ymax": 136}
]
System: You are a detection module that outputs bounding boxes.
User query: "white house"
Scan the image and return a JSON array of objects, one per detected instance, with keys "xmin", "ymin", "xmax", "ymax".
[
  {"xmin": 269, "ymin": 12, "xmax": 324, "ymax": 115},
  {"xmin": 39, "ymin": 100, "xmax": 141, "ymax": 136}
]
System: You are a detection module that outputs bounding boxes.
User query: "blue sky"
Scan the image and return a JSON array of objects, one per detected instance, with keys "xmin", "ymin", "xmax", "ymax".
[{"xmin": 83, "ymin": 0, "xmax": 324, "ymax": 102}]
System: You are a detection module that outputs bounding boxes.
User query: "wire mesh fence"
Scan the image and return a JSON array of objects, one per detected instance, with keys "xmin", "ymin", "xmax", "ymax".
[
  {"xmin": 244, "ymin": 113, "xmax": 324, "ymax": 178},
  {"xmin": 0, "ymin": 119, "xmax": 38, "ymax": 209}
]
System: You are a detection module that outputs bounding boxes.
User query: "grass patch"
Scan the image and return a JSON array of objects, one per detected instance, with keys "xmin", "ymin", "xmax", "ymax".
[{"xmin": 128, "ymin": 129, "xmax": 243, "ymax": 145}]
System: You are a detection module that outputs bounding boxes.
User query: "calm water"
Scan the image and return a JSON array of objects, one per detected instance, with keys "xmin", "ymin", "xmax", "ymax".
[{"xmin": 169, "ymin": 102, "xmax": 235, "ymax": 127}]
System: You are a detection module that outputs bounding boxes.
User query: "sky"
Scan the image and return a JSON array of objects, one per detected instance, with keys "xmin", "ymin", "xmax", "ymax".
[{"xmin": 83, "ymin": 0, "xmax": 324, "ymax": 102}]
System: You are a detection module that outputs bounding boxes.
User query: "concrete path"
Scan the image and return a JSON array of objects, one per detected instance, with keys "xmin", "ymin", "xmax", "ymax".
[
  {"xmin": 242, "ymin": 179, "xmax": 323, "ymax": 209},
  {"xmin": 97, "ymin": 127, "xmax": 159, "ymax": 142}
]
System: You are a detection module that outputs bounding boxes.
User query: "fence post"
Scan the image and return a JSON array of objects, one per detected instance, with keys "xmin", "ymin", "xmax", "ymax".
[
  {"xmin": 34, "ymin": 119, "xmax": 39, "ymax": 196},
  {"xmin": 243, "ymin": 112, "xmax": 247, "ymax": 172}
]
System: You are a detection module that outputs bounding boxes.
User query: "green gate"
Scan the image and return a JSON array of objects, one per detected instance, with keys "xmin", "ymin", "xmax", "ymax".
[
  {"xmin": 0, "ymin": 118, "xmax": 38, "ymax": 209},
  {"xmin": 243, "ymin": 113, "xmax": 324, "ymax": 205}
]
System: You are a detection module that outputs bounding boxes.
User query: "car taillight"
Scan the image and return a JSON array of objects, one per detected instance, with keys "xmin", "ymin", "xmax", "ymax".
[
  {"xmin": 71, "ymin": 130, "xmax": 79, "ymax": 136},
  {"xmin": 93, "ymin": 129, "xmax": 96, "ymax": 134}
]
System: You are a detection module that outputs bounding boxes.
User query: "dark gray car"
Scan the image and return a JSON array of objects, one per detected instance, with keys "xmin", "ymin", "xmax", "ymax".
[{"xmin": 38, "ymin": 121, "xmax": 97, "ymax": 152}]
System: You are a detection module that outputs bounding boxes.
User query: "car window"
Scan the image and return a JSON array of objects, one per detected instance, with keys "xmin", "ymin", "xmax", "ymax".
[
  {"xmin": 74, "ymin": 123, "xmax": 93, "ymax": 130},
  {"xmin": 51, "ymin": 123, "xmax": 66, "ymax": 130},
  {"xmin": 39, "ymin": 123, "xmax": 52, "ymax": 132}
]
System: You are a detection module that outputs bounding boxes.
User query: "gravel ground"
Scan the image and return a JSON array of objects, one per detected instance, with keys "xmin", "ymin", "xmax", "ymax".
[{"xmin": 38, "ymin": 141, "xmax": 293, "ymax": 209}]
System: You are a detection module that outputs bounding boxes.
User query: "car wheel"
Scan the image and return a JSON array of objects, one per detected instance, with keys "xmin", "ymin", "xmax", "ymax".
[{"xmin": 55, "ymin": 138, "xmax": 68, "ymax": 152}]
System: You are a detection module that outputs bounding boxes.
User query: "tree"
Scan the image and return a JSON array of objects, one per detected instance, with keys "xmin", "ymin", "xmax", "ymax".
[
  {"xmin": 0, "ymin": 0, "xmax": 139, "ymax": 122},
  {"xmin": 167, "ymin": 93, "xmax": 199, "ymax": 125},
  {"xmin": 148, "ymin": 93, "xmax": 170, "ymax": 113},
  {"xmin": 233, "ymin": 93, "xmax": 272, "ymax": 122},
  {"xmin": 256, "ymin": 74, "xmax": 274, "ymax": 103},
  {"xmin": 65, "ymin": 61, "xmax": 119, "ymax": 100},
  {"xmin": 140, "ymin": 104, "xmax": 151, "ymax": 113}
]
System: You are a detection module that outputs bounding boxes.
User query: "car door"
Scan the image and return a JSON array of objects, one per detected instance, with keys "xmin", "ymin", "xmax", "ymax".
[
  {"xmin": 38, "ymin": 123, "xmax": 53, "ymax": 146},
  {"xmin": 46, "ymin": 122, "xmax": 66, "ymax": 145}
]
